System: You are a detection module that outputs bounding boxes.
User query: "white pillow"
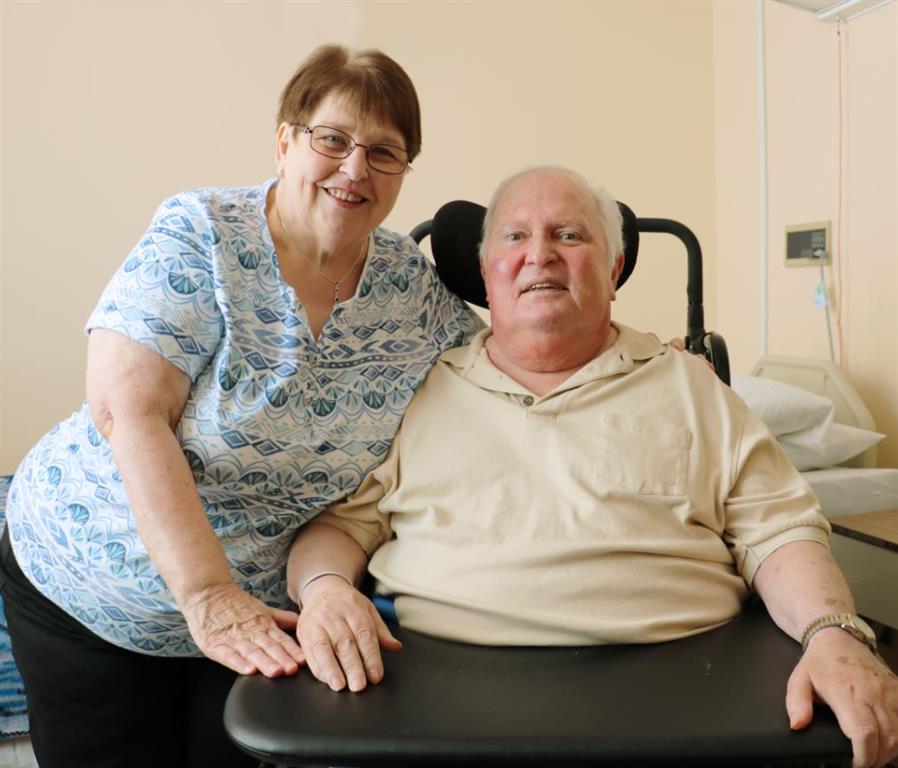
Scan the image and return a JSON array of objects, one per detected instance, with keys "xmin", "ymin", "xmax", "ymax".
[
  {"xmin": 779, "ymin": 422, "xmax": 885, "ymax": 471},
  {"xmin": 731, "ymin": 375, "xmax": 834, "ymax": 437}
]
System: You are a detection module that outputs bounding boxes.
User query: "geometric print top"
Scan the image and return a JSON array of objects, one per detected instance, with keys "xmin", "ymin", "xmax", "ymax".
[{"xmin": 6, "ymin": 178, "xmax": 482, "ymax": 657}]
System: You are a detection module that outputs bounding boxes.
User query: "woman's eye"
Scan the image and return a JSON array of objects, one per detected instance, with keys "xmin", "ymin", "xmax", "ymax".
[
  {"xmin": 370, "ymin": 146, "xmax": 399, "ymax": 161},
  {"xmin": 322, "ymin": 133, "xmax": 350, "ymax": 148}
]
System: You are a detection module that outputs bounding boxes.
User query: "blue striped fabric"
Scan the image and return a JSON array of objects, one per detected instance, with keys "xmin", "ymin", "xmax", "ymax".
[{"xmin": 0, "ymin": 474, "xmax": 28, "ymax": 738}]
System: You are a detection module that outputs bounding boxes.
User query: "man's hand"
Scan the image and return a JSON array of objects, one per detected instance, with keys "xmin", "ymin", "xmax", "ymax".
[
  {"xmin": 787, "ymin": 628, "xmax": 898, "ymax": 768},
  {"xmin": 296, "ymin": 575, "xmax": 401, "ymax": 692},
  {"xmin": 182, "ymin": 582, "xmax": 305, "ymax": 677}
]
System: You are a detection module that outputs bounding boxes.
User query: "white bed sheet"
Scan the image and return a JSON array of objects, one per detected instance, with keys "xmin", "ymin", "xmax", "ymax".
[{"xmin": 802, "ymin": 467, "xmax": 898, "ymax": 518}]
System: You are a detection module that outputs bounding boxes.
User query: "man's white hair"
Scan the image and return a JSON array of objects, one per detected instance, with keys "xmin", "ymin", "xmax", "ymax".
[{"xmin": 478, "ymin": 166, "xmax": 623, "ymax": 267}]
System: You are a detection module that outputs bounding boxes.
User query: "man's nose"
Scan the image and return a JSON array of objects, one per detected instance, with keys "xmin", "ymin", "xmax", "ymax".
[
  {"xmin": 525, "ymin": 236, "xmax": 557, "ymax": 265},
  {"xmin": 340, "ymin": 146, "xmax": 370, "ymax": 181}
]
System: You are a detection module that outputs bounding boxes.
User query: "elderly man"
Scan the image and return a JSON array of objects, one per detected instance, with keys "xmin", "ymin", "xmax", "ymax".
[{"xmin": 288, "ymin": 167, "xmax": 898, "ymax": 768}]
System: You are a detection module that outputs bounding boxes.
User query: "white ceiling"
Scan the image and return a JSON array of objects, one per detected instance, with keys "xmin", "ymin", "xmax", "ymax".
[
  {"xmin": 774, "ymin": 0, "xmax": 895, "ymax": 21},
  {"xmin": 777, "ymin": 0, "xmax": 836, "ymax": 9}
]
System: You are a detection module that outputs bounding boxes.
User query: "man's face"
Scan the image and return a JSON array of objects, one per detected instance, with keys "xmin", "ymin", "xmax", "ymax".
[{"xmin": 482, "ymin": 171, "xmax": 623, "ymax": 343}]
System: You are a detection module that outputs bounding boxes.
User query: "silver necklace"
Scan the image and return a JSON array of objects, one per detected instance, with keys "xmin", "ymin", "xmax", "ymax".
[{"xmin": 274, "ymin": 198, "xmax": 367, "ymax": 304}]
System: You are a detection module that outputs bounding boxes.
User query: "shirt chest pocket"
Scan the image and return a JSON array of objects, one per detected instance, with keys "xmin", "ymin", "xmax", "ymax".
[{"xmin": 588, "ymin": 415, "xmax": 691, "ymax": 496}]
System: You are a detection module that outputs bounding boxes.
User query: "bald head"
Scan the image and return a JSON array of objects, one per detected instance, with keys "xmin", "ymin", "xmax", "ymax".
[{"xmin": 479, "ymin": 167, "xmax": 623, "ymax": 268}]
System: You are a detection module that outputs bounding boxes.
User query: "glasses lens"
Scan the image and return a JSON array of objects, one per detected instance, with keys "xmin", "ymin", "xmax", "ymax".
[
  {"xmin": 307, "ymin": 125, "xmax": 408, "ymax": 173},
  {"xmin": 367, "ymin": 145, "xmax": 409, "ymax": 174},
  {"xmin": 310, "ymin": 126, "xmax": 353, "ymax": 158}
]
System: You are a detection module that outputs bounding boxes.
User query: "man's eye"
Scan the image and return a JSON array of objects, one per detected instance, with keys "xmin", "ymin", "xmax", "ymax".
[
  {"xmin": 559, "ymin": 231, "xmax": 582, "ymax": 242},
  {"xmin": 504, "ymin": 232, "xmax": 524, "ymax": 242}
]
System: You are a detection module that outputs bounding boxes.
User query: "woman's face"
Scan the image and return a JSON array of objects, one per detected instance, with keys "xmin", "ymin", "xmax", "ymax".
[{"xmin": 276, "ymin": 90, "xmax": 408, "ymax": 251}]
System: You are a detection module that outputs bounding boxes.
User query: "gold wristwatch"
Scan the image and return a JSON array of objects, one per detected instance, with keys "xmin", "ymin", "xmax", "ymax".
[{"xmin": 800, "ymin": 613, "xmax": 877, "ymax": 653}]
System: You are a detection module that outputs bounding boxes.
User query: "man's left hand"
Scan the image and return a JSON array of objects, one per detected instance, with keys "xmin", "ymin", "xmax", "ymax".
[{"xmin": 787, "ymin": 627, "xmax": 898, "ymax": 768}]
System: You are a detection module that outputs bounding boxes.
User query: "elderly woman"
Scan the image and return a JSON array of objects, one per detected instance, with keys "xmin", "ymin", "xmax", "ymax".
[{"xmin": 0, "ymin": 45, "xmax": 480, "ymax": 767}]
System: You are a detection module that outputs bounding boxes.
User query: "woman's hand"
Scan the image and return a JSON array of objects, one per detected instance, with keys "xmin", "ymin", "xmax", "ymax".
[
  {"xmin": 669, "ymin": 336, "xmax": 716, "ymax": 372},
  {"xmin": 296, "ymin": 576, "xmax": 401, "ymax": 692},
  {"xmin": 183, "ymin": 582, "xmax": 305, "ymax": 678}
]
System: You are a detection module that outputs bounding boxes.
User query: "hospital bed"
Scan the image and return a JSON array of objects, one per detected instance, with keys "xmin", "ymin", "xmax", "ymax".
[
  {"xmin": 749, "ymin": 355, "xmax": 898, "ymax": 517},
  {"xmin": 746, "ymin": 356, "xmax": 898, "ymax": 628}
]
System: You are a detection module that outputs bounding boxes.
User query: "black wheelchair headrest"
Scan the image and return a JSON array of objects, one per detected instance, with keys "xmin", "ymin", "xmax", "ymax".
[{"xmin": 427, "ymin": 200, "xmax": 640, "ymax": 309}]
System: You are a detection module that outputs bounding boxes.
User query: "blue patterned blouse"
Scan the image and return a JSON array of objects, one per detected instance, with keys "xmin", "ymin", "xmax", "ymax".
[{"xmin": 6, "ymin": 179, "xmax": 481, "ymax": 656}]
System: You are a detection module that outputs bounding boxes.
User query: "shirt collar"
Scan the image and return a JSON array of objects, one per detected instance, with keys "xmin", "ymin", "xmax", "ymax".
[{"xmin": 440, "ymin": 322, "xmax": 667, "ymax": 395}]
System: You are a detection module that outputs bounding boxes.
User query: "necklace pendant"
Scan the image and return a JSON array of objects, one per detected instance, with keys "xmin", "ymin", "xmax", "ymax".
[{"xmin": 333, "ymin": 282, "xmax": 340, "ymax": 304}]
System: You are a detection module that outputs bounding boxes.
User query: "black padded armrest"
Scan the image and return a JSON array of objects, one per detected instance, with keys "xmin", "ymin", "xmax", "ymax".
[{"xmin": 225, "ymin": 600, "xmax": 850, "ymax": 767}]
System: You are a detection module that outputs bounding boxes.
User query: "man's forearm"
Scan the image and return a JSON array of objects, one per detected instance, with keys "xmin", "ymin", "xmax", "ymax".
[
  {"xmin": 287, "ymin": 521, "xmax": 369, "ymax": 606},
  {"xmin": 752, "ymin": 539, "xmax": 855, "ymax": 641}
]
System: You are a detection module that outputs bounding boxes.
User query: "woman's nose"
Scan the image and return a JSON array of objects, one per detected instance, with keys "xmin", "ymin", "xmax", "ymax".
[{"xmin": 340, "ymin": 146, "xmax": 370, "ymax": 181}]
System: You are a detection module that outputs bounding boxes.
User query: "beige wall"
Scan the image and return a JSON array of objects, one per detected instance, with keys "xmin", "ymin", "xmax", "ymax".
[
  {"xmin": 3, "ymin": 0, "xmax": 894, "ymax": 474},
  {"xmin": 714, "ymin": 0, "xmax": 898, "ymax": 467},
  {"xmin": 1, "ymin": 0, "xmax": 716, "ymax": 473}
]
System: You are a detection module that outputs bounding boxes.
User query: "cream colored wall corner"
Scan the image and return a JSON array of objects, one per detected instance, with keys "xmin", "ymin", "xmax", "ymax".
[
  {"xmin": 0, "ymin": 1, "xmax": 715, "ymax": 474},
  {"xmin": 713, "ymin": 0, "xmax": 897, "ymax": 468}
]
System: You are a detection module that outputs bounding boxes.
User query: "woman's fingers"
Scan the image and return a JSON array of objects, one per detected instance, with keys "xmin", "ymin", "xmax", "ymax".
[
  {"xmin": 204, "ymin": 643, "xmax": 258, "ymax": 676},
  {"xmin": 184, "ymin": 583, "xmax": 304, "ymax": 678},
  {"xmin": 271, "ymin": 606, "xmax": 301, "ymax": 632}
]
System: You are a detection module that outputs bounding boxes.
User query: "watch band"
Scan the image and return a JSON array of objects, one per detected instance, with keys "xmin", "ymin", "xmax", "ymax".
[{"xmin": 800, "ymin": 613, "xmax": 877, "ymax": 653}]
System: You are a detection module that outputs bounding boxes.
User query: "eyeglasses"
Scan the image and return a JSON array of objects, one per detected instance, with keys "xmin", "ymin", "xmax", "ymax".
[{"xmin": 295, "ymin": 124, "xmax": 411, "ymax": 175}]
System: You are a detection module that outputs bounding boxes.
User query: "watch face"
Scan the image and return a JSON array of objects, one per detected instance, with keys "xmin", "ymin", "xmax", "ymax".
[{"xmin": 842, "ymin": 616, "xmax": 876, "ymax": 648}]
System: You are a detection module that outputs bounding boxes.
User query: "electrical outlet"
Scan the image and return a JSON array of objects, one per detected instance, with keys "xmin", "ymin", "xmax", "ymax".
[{"xmin": 785, "ymin": 221, "xmax": 831, "ymax": 266}]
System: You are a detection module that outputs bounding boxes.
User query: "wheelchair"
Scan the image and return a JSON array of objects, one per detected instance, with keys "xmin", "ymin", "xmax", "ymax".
[{"xmin": 223, "ymin": 198, "xmax": 854, "ymax": 768}]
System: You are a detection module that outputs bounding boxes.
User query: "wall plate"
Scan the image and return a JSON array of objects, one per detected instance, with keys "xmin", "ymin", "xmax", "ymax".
[{"xmin": 785, "ymin": 221, "xmax": 831, "ymax": 266}]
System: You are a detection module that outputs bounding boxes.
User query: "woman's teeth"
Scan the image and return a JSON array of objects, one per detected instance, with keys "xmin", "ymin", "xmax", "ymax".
[{"xmin": 327, "ymin": 188, "xmax": 364, "ymax": 203}]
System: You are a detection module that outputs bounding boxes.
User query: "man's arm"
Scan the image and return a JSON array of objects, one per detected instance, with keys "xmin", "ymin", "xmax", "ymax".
[
  {"xmin": 753, "ymin": 540, "xmax": 898, "ymax": 768},
  {"xmin": 287, "ymin": 521, "xmax": 400, "ymax": 692}
]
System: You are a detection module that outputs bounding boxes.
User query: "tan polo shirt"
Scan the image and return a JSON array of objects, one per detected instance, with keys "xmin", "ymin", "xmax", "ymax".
[{"xmin": 318, "ymin": 324, "xmax": 830, "ymax": 645}]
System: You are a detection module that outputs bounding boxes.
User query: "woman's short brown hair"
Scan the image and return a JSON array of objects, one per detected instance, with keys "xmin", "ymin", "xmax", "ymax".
[{"xmin": 277, "ymin": 45, "xmax": 422, "ymax": 162}]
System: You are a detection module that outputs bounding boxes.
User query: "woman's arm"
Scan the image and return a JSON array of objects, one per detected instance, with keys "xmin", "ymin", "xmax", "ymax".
[
  {"xmin": 753, "ymin": 540, "xmax": 898, "ymax": 768},
  {"xmin": 87, "ymin": 328, "xmax": 304, "ymax": 677},
  {"xmin": 287, "ymin": 521, "xmax": 400, "ymax": 692}
]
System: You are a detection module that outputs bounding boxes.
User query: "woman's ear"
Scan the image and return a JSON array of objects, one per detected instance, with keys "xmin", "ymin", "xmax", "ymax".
[{"xmin": 275, "ymin": 122, "xmax": 292, "ymax": 174}]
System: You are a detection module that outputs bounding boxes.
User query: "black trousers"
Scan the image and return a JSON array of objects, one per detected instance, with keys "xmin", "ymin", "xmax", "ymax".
[{"xmin": 0, "ymin": 530, "xmax": 256, "ymax": 768}]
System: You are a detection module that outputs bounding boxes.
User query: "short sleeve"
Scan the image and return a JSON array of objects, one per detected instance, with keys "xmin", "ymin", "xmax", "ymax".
[
  {"xmin": 314, "ymin": 438, "xmax": 401, "ymax": 555},
  {"xmin": 85, "ymin": 193, "xmax": 223, "ymax": 381},
  {"xmin": 723, "ymin": 407, "xmax": 831, "ymax": 585}
]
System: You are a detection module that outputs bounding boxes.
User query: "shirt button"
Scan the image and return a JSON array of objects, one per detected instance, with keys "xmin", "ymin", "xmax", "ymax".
[{"xmin": 522, "ymin": 396, "xmax": 534, "ymax": 406}]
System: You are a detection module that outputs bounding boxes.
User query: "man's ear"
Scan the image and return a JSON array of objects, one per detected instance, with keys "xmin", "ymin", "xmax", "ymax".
[
  {"xmin": 480, "ymin": 259, "xmax": 490, "ymax": 306},
  {"xmin": 610, "ymin": 252, "xmax": 625, "ymax": 300}
]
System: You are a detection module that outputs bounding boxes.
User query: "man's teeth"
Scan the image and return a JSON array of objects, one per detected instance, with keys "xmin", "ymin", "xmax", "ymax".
[
  {"xmin": 524, "ymin": 283, "xmax": 561, "ymax": 292},
  {"xmin": 328, "ymin": 189, "xmax": 364, "ymax": 203}
]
